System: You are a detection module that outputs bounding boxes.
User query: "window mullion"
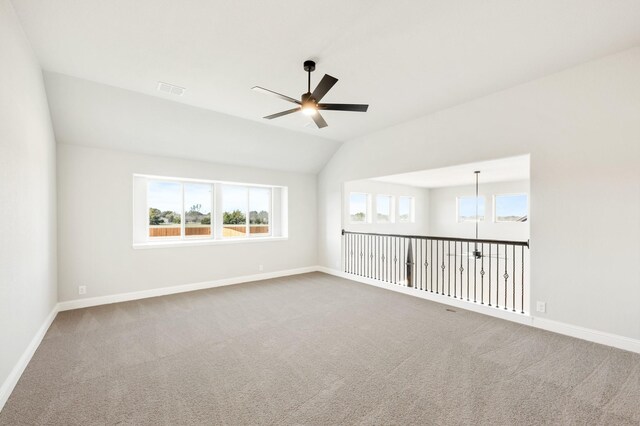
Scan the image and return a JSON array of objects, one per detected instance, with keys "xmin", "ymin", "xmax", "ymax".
[{"xmin": 181, "ymin": 183, "xmax": 185, "ymax": 239}]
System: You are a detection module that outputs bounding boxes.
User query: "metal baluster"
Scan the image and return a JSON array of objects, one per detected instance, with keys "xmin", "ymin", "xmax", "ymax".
[
  {"xmin": 496, "ymin": 243, "xmax": 499, "ymax": 309},
  {"xmin": 447, "ymin": 240, "xmax": 451, "ymax": 296},
  {"xmin": 430, "ymin": 239, "xmax": 433, "ymax": 292},
  {"xmin": 454, "ymin": 241, "xmax": 457, "ymax": 298},
  {"xmin": 466, "ymin": 241, "xmax": 470, "ymax": 301},
  {"xmin": 521, "ymin": 246, "xmax": 525, "ymax": 314},
  {"xmin": 480, "ymin": 244, "xmax": 485, "ymax": 304},
  {"xmin": 512, "ymin": 245, "xmax": 516, "ymax": 312},
  {"xmin": 488, "ymin": 244, "xmax": 492, "ymax": 307},
  {"xmin": 458, "ymin": 242, "xmax": 464, "ymax": 299},
  {"xmin": 504, "ymin": 244, "xmax": 508, "ymax": 310}
]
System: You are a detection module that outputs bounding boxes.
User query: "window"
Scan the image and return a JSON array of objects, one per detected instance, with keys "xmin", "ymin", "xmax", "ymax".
[
  {"xmin": 494, "ymin": 194, "xmax": 528, "ymax": 222},
  {"xmin": 222, "ymin": 185, "xmax": 248, "ymax": 238},
  {"xmin": 249, "ymin": 187, "xmax": 270, "ymax": 236},
  {"xmin": 398, "ymin": 196, "xmax": 414, "ymax": 223},
  {"xmin": 349, "ymin": 193, "xmax": 369, "ymax": 223},
  {"xmin": 221, "ymin": 185, "xmax": 272, "ymax": 238},
  {"xmin": 184, "ymin": 183, "xmax": 213, "ymax": 238},
  {"xmin": 148, "ymin": 181, "xmax": 183, "ymax": 239},
  {"xmin": 376, "ymin": 195, "xmax": 393, "ymax": 223},
  {"xmin": 457, "ymin": 196, "xmax": 485, "ymax": 222},
  {"xmin": 134, "ymin": 175, "xmax": 286, "ymax": 247}
]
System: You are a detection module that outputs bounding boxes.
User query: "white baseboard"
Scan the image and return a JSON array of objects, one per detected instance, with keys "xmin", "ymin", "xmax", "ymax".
[
  {"xmin": 531, "ymin": 317, "xmax": 640, "ymax": 354},
  {"xmin": 0, "ymin": 305, "xmax": 58, "ymax": 413},
  {"xmin": 316, "ymin": 267, "xmax": 533, "ymax": 325},
  {"xmin": 317, "ymin": 266, "xmax": 640, "ymax": 354},
  {"xmin": 3, "ymin": 265, "xmax": 638, "ymax": 414},
  {"xmin": 57, "ymin": 266, "xmax": 318, "ymax": 311},
  {"xmin": 1, "ymin": 266, "xmax": 319, "ymax": 413}
]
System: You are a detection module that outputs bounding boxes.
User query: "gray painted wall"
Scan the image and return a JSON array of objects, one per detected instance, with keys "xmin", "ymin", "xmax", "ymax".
[
  {"xmin": 56, "ymin": 144, "xmax": 317, "ymax": 302},
  {"xmin": 318, "ymin": 47, "xmax": 640, "ymax": 340},
  {"xmin": 0, "ymin": 0, "xmax": 57, "ymax": 396}
]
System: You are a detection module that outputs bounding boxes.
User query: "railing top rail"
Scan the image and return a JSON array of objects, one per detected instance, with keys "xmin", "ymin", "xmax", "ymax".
[{"xmin": 341, "ymin": 229, "xmax": 529, "ymax": 247}]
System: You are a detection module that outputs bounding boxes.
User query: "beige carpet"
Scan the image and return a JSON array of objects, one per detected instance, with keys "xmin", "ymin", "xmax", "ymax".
[{"xmin": 1, "ymin": 272, "xmax": 638, "ymax": 425}]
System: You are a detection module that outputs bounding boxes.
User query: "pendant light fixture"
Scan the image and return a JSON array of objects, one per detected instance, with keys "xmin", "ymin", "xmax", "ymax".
[{"xmin": 473, "ymin": 170, "xmax": 483, "ymax": 259}]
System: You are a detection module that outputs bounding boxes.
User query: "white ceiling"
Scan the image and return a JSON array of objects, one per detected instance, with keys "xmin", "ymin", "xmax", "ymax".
[
  {"xmin": 11, "ymin": 0, "xmax": 640, "ymax": 143},
  {"xmin": 44, "ymin": 72, "xmax": 341, "ymax": 173},
  {"xmin": 372, "ymin": 155, "xmax": 530, "ymax": 188}
]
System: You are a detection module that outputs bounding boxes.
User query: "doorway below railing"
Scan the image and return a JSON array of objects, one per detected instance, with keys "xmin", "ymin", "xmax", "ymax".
[{"xmin": 342, "ymin": 230, "xmax": 530, "ymax": 314}]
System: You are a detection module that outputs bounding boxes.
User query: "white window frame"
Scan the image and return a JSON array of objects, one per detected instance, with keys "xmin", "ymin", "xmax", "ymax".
[
  {"xmin": 493, "ymin": 193, "xmax": 528, "ymax": 223},
  {"xmin": 375, "ymin": 194, "xmax": 394, "ymax": 223},
  {"xmin": 397, "ymin": 196, "xmax": 415, "ymax": 223},
  {"xmin": 221, "ymin": 184, "xmax": 274, "ymax": 239},
  {"xmin": 349, "ymin": 192, "xmax": 370, "ymax": 224},
  {"xmin": 456, "ymin": 195, "xmax": 486, "ymax": 223},
  {"xmin": 133, "ymin": 174, "xmax": 287, "ymax": 248}
]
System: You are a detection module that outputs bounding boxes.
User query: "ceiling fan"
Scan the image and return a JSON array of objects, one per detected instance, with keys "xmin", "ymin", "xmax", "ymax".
[{"xmin": 252, "ymin": 60, "xmax": 369, "ymax": 129}]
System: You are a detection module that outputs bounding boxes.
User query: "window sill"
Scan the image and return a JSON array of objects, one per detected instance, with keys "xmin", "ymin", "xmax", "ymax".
[{"xmin": 132, "ymin": 236, "xmax": 288, "ymax": 249}]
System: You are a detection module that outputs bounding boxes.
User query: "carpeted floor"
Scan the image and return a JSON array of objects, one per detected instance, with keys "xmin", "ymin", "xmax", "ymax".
[{"xmin": 1, "ymin": 272, "xmax": 639, "ymax": 425}]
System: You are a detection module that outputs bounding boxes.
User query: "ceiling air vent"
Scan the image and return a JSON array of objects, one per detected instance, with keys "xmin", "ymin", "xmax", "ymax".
[{"xmin": 157, "ymin": 81, "xmax": 185, "ymax": 96}]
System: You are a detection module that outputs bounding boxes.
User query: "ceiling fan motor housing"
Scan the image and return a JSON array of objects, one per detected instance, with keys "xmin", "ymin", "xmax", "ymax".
[{"xmin": 303, "ymin": 60, "xmax": 316, "ymax": 72}]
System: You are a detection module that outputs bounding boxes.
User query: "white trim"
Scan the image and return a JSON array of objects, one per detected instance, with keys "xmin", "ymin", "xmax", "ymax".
[
  {"xmin": 493, "ymin": 193, "xmax": 528, "ymax": 223},
  {"xmin": 317, "ymin": 267, "xmax": 640, "ymax": 354},
  {"xmin": 57, "ymin": 266, "xmax": 317, "ymax": 311},
  {"xmin": 531, "ymin": 317, "xmax": 640, "ymax": 354},
  {"xmin": 2, "ymin": 268, "xmax": 638, "ymax": 414},
  {"xmin": 132, "ymin": 236, "xmax": 288, "ymax": 249},
  {"xmin": 317, "ymin": 267, "xmax": 532, "ymax": 325},
  {"xmin": 0, "ymin": 305, "xmax": 58, "ymax": 412}
]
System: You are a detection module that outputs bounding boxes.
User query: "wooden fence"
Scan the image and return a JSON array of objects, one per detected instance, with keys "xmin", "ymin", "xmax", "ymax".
[{"xmin": 149, "ymin": 225, "xmax": 269, "ymax": 237}]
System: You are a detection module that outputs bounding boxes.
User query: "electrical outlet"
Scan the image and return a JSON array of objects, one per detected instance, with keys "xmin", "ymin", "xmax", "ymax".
[
  {"xmin": 536, "ymin": 301, "xmax": 546, "ymax": 313},
  {"xmin": 78, "ymin": 285, "xmax": 87, "ymax": 295},
  {"xmin": 259, "ymin": 264, "xmax": 264, "ymax": 272}
]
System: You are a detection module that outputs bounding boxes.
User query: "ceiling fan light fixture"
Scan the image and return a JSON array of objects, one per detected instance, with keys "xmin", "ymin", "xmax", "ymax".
[
  {"xmin": 301, "ymin": 103, "xmax": 317, "ymax": 116},
  {"xmin": 253, "ymin": 60, "xmax": 369, "ymax": 128}
]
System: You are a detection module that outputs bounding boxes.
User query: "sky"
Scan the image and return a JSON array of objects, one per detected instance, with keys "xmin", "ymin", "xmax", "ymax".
[
  {"xmin": 376, "ymin": 195, "xmax": 391, "ymax": 216},
  {"xmin": 350, "ymin": 193, "xmax": 367, "ymax": 216},
  {"xmin": 495, "ymin": 194, "xmax": 528, "ymax": 217},
  {"xmin": 148, "ymin": 181, "xmax": 269, "ymax": 214},
  {"xmin": 459, "ymin": 194, "xmax": 527, "ymax": 219},
  {"xmin": 458, "ymin": 196, "xmax": 485, "ymax": 219}
]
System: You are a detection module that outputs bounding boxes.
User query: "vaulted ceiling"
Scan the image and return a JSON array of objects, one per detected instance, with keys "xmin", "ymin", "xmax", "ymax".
[{"xmin": 11, "ymin": 0, "xmax": 640, "ymax": 171}]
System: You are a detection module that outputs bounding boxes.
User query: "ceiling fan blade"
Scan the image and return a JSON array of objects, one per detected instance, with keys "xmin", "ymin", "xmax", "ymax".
[
  {"xmin": 252, "ymin": 86, "xmax": 301, "ymax": 105},
  {"xmin": 318, "ymin": 103, "xmax": 369, "ymax": 112},
  {"xmin": 311, "ymin": 74, "xmax": 338, "ymax": 102},
  {"xmin": 263, "ymin": 108, "xmax": 300, "ymax": 120},
  {"xmin": 311, "ymin": 112, "xmax": 328, "ymax": 129}
]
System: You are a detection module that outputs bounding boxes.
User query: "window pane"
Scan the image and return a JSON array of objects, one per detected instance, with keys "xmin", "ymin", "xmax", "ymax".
[
  {"xmin": 398, "ymin": 196, "xmax": 414, "ymax": 223},
  {"xmin": 376, "ymin": 195, "xmax": 392, "ymax": 223},
  {"xmin": 349, "ymin": 193, "xmax": 368, "ymax": 223},
  {"xmin": 458, "ymin": 196, "xmax": 485, "ymax": 222},
  {"xmin": 222, "ymin": 185, "xmax": 247, "ymax": 238},
  {"xmin": 495, "ymin": 194, "xmax": 528, "ymax": 222},
  {"xmin": 184, "ymin": 183, "xmax": 212, "ymax": 238},
  {"xmin": 249, "ymin": 187, "xmax": 270, "ymax": 236},
  {"xmin": 148, "ymin": 181, "xmax": 182, "ymax": 238}
]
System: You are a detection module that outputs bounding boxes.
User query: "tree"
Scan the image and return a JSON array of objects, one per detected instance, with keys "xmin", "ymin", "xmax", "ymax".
[
  {"xmin": 149, "ymin": 208, "xmax": 162, "ymax": 225},
  {"xmin": 249, "ymin": 210, "xmax": 269, "ymax": 224},
  {"xmin": 223, "ymin": 209, "xmax": 246, "ymax": 224},
  {"xmin": 189, "ymin": 204, "xmax": 202, "ymax": 213},
  {"xmin": 201, "ymin": 215, "xmax": 211, "ymax": 225}
]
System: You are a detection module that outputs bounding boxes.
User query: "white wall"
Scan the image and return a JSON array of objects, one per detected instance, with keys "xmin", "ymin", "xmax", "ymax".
[
  {"xmin": 57, "ymin": 144, "xmax": 317, "ymax": 302},
  {"xmin": 0, "ymin": 0, "xmax": 57, "ymax": 401},
  {"xmin": 343, "ymin": 179, "xmax": 429, "ymax": 235},
  {"xmin": 318, "ymin": 47, "xmax": 640, "ymax": 340},
  {"xmin": 429, "ymin": 180, "xmax": 529, "ymax": 241}
]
